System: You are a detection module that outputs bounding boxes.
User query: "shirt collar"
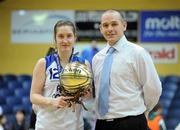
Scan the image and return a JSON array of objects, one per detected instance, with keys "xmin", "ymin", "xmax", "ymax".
[{"xmin": 105, "ymin": 35, "xmax": 127, "ymax": 53}]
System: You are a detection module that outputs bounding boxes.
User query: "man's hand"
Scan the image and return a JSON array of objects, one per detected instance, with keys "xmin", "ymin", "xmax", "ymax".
[
  {"xmin": 145, "ymin": 111, "xmax": 149, "ymax": 120},
  {"xmin": 81, "ymin": 88, "xmax": 92, "ymax": 100}
]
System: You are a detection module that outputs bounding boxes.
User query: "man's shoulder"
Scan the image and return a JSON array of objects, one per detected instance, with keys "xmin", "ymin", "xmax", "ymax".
[
  {"xmin": 92, "ymin": 48, "xmax": 105, "ymax": 64},
  {"xmin": 126, "ymin": 41, "xmax": 145, "ymax": 52}
]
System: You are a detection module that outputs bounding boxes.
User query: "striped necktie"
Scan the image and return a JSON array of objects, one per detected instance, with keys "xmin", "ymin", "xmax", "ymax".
[{"xmin": 98, "ymin": 47, "xmax": 115, "ymax": 116}]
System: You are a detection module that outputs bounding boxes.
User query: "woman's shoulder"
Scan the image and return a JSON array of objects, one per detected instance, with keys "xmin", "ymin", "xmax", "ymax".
[
  {"xmin": 33, "ymin": 58, "xmax": 46, "ymax": 72},
  {"xmin": 36, "ymin": 58, "xmax": 46, "ymax": 66}
]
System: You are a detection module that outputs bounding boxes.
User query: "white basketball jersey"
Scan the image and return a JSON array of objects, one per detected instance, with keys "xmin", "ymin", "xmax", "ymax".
[{"xmin": 35, "ymin": 53, "xmax": 85, "ymax": 130}]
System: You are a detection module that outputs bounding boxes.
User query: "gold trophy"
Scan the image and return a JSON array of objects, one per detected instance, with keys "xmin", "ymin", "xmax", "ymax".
[{"xmin": 59, "ymin": 62, "xmax": 92, "ymax": 110}]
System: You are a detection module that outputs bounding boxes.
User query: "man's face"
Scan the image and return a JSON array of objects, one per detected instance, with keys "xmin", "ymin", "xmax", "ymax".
[{"xmin": 100, "ymin": 12, "xmax": 126, "ymax": 46}]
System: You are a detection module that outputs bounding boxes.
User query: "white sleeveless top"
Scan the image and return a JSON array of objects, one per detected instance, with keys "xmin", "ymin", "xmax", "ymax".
[{"xmin": 35, "ymin": 53, "xmax": 85, "ymax": 130}]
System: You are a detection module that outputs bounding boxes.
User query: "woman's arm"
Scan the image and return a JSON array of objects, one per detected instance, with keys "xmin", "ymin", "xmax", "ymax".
[
  {"xmin": 30, "ymin": 58, "xmax": 72, "ymax": 108},
  {"xmin": 30, "ymin": 58, "xmax": 51, "ymax": 106}
]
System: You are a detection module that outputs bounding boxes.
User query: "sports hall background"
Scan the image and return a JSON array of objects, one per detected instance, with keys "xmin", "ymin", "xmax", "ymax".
[
  {"xmin": 0, "ymin": 0, "xmax": 180, "ymax": 130},
  {"xmin": 0, "ymin": 0, "xmax": 180, "ymax": 75}
]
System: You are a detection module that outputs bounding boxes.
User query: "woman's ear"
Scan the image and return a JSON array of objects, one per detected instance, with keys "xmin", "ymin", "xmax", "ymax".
[
  {"xmin": 53, "ymin": 40, "xmax": 57, "ymax": 49},
  {"xmin": 99, "ymin": 24, "xmax": 103, "ymax": 34}
]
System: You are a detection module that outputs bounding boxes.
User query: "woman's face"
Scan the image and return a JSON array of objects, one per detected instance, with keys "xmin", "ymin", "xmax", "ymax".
[{"xmin": 55, "ymin": 25, "xmax": 76, "ymax": 52}]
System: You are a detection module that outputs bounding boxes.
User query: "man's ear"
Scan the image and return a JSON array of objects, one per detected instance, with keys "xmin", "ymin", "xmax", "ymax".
[
  {"xmin": 123, "ymin": 21, "xmax": 127, "ymax": 31},
  {"xmin": 74, "ymin": 35, "xmax": 77, "ymax": 41}
]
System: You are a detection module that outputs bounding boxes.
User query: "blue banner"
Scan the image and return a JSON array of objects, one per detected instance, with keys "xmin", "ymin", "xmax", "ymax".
[{"xmin": 140, "ymin": 11, "xmax": 180, "ymax": 43}]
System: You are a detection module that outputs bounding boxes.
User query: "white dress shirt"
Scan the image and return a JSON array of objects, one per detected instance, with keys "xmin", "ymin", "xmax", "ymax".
[
  {"xmin": 0, "ymin": 125, "xmax": 4, "ymax": 130},
  {"xmin": 92, "ymin": 35, "xmax": 162, "ymax": 119}
]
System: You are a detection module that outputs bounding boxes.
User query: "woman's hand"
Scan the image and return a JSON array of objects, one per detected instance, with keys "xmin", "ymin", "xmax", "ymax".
[{"xmin": 51, "ymin": 96, "xmax": 73, "ymax": 108}]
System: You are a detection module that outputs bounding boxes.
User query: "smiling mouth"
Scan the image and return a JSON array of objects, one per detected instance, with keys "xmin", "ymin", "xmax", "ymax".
[
  {"xmin": 107, "ymin": 34, "xmax": 115, "ymax": 38},
  {"xmin": 62, "ymin": 44, "xmax": 70, "ymax": 46}
]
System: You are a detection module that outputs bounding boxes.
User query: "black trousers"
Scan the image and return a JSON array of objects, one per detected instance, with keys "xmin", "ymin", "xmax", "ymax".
[{"xmin": 95, "ymin": 113, "xmax": 148, "ymax": 130}]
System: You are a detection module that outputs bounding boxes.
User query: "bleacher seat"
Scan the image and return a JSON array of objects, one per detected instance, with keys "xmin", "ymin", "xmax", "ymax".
[
  {"xmin": 160, "ymin": 82, "xmax": 178, "ymax": 118},
  {"xmin": 22, "ymin": 96, "xmax": 31, "ymax": 105},
  {"xmin": 3, "ymin": 74, "xmax": 17, "ymax": 82},
  {"xmin": 22, "ymin": 103, "xmax": 32, "ymax": 114},
  {"xmin": 0, "ymin": 75, "xmax": 4, "ymax": 86},
  {"xmin": 162, "ymin": 82, "xmax": 178, "ymax": 92},
  {"xmin": 13, "ymin": 105, "xmax": 24, "ymax": 114},
  {"xmin": 166, "ymin": 108, "xmax": 180, "ymax": 130},
  {"xmin": 0, "ymin": 95, "xmax": 6, "ymax": 105},
  {"xmin": 14, "ymin": 88, "xmax": 29, "ymax": 98},
  {"xmin": 22, "ymin": 80, "xmax": 31, "ymax": 92},
  {"xmin": 174, "ymin": 88, "xmax": 180, "ymax": 99},
  {"xmin": 0, "ymin": 88, "xmax": 14, "ymax": 97},
  {"xmin": 165, "ymin": 85, "xmax": 180, "ymax": 129},
  {"xmin": 0, "ymin": 81, "xmax": 7, "ymax": 89},
  {"xmin": 22, "ymin": 96, "xmax": 32, "ymax": 113},
  {"xmin": 166, "ymin": 118, "xmax": 179, "ymax": 130},
  {"xmin": 164, "ymin": 75, "xmax": 180, "ymax": 84},
  {"xmin": 6, "ymin": 96, "xmax": 22, "ymax": 108},
  {"xmin": 160, "ymin": 99, "xmax": 171, "ymax": 118},
  {"xmin": 159, "ymin": 76, "xmax": 165, "ymax": 83},
  {"xmin": 163, "ymin": 76, "xmax": 180, "ymax": 130},
  {"xmin": 6, "ymin": 114, "xmax": 16, "ymax": 126},
  {"xmin": 17, "ymin": 74, "xmax": 32, "ymax": 83},
  {"xmin": 168, "ymin": 108, "xmax": 180, "ymax": 119},
  {"xmin": 160, "ymin": 91, "xmax": 175, "ymax": 100},
  {"xmin": 13, "ymin": 102, "xmax": 32, "ymax": 114},
  {"xmin": 170, "ymin": 88, "xmax": 180, "ymax": 108},
  {"xmin": 0, "ymin": 74, "xmax": 32, "ymax": 118},
  {"xmin": 7, "ymin": 81, "xmax": 22, "ymax": 92},
  {"xmin": 1, "ymin": 105, "xmax": 13, "ymax": 115},
  {"xmin": 170, "ymin": 100, "xmax": 180, "ymax": 108},
  {"xmin": 0, "ymin": 75, "xmax": 3, "ymax": 82}
]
